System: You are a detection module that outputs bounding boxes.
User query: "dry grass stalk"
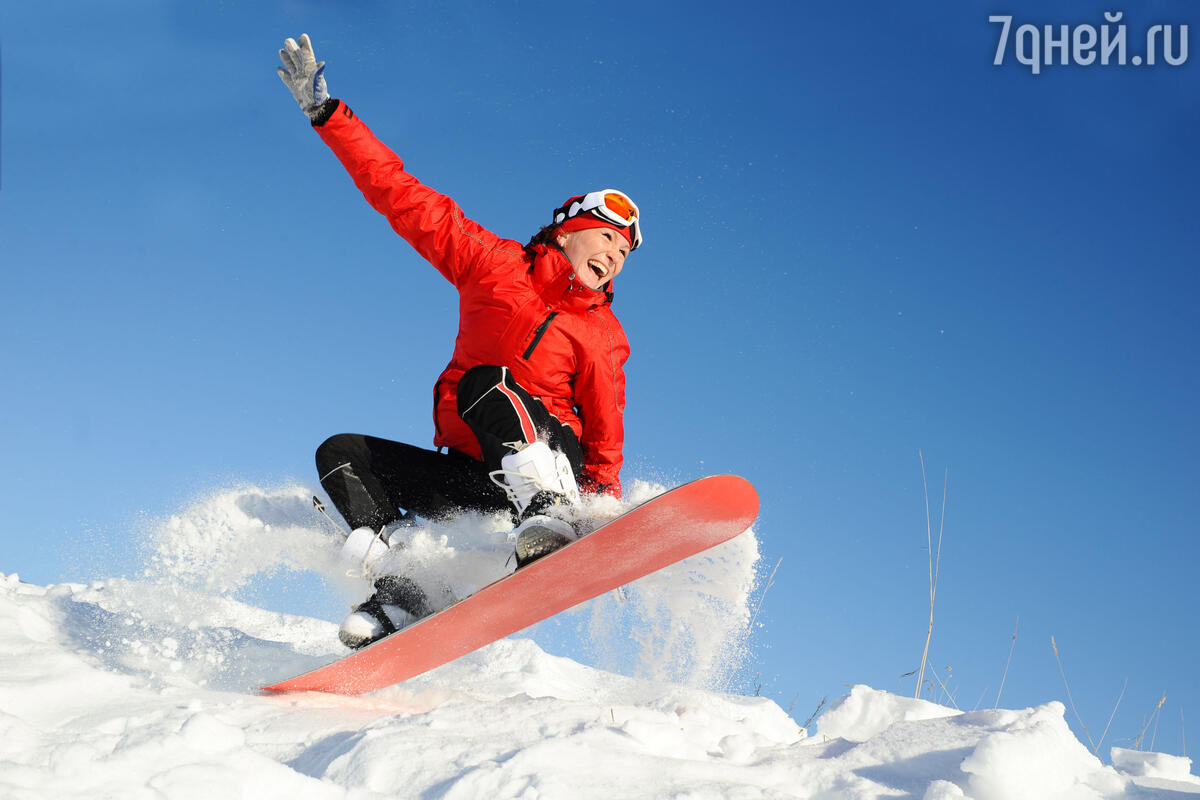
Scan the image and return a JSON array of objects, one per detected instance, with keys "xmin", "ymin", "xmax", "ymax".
[
  {"xmin": 722, "ymin": 556, "xmax": 782, "ymax": 692},
  {"xmin": 914, "ymin": 451, "xmax": 947, "ymax": 700},
  {"xmin": 1051, "ymin": 635, "xmax": 1098, "ymax": 752},
  {"xmin": 801, "ymin": 696, "xmax": 828, "ymax": 730},
  {"xmin": 1096, "ymin": 677, "xmax": 1128, "ymax": 755},
  {"xmin": 994, "ymin": 615, "xmax": 1019, "ymax": 709},
  {"xmin": 1133, "ymin": 693, "xmax": 1167, "ymax": 750},
  {"xmin": 929, "ymin": 664, "xmax": 960, "ymax": 710}
]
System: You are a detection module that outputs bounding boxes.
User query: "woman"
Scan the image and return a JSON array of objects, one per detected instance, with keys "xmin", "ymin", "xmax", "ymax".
[{"xmin": 278, "ymin": 35, "xmax": 642, "ymax": 647}]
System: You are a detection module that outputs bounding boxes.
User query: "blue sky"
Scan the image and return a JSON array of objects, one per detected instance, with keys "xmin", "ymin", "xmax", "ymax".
[{"xmin": 3, "ymin": 1, "xmax": 1197, "ymax": 756}]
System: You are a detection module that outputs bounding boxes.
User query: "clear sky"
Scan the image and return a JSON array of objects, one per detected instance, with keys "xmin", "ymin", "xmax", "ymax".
[{"xmin": 2, "ymin": 0, "xmax": 1197, "ymax": 757}]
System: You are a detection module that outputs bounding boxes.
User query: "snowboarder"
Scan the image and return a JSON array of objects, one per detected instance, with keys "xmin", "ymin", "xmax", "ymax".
[{"xmin": 277, "ymin": 34, "xmax": 642, "ymax": 648}]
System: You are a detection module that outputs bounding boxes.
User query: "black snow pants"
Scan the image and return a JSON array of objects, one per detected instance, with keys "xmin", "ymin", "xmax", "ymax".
[{"xmin": 315, "ymin": 365, "xmax": 584, "ymax": 531}]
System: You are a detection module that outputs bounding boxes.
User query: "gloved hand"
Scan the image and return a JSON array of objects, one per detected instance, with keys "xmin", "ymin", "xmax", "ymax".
[{"xmin": 277, "ymin": 33, "xmax": 329, "ymax": 120}]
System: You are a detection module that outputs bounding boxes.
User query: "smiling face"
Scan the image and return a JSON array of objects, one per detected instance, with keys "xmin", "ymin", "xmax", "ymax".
[{"xmin": 556, "ymin": 226, "xmax": 629, "ymax": 291}]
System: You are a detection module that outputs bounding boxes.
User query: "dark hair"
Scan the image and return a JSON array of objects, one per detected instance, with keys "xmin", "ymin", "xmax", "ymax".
[{"xmin": 523, "ymin": 223, "xmax": 561, "ymax": 262}]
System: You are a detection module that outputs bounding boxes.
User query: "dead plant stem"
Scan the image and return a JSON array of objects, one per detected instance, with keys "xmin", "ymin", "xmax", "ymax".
[
  {"xmin": 995, "ymin": 615, "xmax": 1019, "ymax": 709},
  {"xmin": 1051, "ymin": 635, "xmax": 1097, "ymax": 752},
  {"xmin": 914, "ymin": 451, "xmax": 947, "ymax": 700}
]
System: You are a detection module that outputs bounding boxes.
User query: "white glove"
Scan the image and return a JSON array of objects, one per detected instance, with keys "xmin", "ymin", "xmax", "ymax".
[{"xmin": 277, "ymin": 34, "xmax": 329, "ymax": 120}]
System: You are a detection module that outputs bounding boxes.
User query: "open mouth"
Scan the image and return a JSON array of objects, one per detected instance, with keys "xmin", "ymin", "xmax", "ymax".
[{"xmin": 587, "ymin": 260, "xmax": 610, "ymax": 281}]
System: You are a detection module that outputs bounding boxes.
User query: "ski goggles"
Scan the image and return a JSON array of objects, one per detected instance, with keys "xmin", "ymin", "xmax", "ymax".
[{"xmin": 553, "ymin": 189, "xmax": 642, "ymax": 251}]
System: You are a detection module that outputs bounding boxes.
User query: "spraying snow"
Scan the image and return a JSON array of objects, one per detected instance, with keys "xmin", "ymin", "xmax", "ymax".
[{"xmin": 135, "ymin": 480, "xmax": 763, "ymax": 691}]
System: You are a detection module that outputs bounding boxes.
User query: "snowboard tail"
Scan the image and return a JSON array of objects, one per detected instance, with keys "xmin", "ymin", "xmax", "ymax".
[{"xmin": 262, "ymin": 474, "xmax": 758, "ymax": 695}]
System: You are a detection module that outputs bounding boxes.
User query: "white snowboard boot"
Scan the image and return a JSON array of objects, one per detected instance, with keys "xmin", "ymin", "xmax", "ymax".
[
  {"xmin": 338, "ymin": 574, "xmax": 431, "ymax": 649},
  {"xmin": 490, "ymin": 441, "xmax": 581, "ymax": 568},
  {"xmin": 337, "ymin": 513, "xmax": 417, "ymax": 578},
  {"xmin": 339, "ymin": 526, "xmax": 391, "ymax": 574},
  {"xmin": 338, "ymin": 603, "xmax": 416, "ymax": 649}
]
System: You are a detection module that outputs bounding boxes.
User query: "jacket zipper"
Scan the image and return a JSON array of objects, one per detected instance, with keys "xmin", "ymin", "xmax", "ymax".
[{"xmin": 522, "ymin": 312, "xmax": 558, "ymax": 359}]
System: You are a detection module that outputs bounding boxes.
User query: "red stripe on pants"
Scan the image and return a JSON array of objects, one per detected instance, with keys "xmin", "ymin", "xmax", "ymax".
[{"xmin": 495, "ymin": 380, "xmax": 537, "ymax": 444}]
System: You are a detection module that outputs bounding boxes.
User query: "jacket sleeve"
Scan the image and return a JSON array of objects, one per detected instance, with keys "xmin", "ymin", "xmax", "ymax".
[
  {"xmin": 312, "ymin": 100, "xmax": 521, "ymax": 286},
  {"xmin": 574, "ymin": 311, "xmax": 630, "ymax": 498}
]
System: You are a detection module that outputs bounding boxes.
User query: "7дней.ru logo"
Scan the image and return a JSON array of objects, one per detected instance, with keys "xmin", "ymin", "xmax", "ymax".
[{"xmin": 991, "ymin": 11, "xmax": 1188, "ymax": 75}]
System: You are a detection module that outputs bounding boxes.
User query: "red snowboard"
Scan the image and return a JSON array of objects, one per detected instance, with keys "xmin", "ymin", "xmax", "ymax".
[{"xmin": 262, "ymin": 475, "xmax": 758, "ymax": 695}]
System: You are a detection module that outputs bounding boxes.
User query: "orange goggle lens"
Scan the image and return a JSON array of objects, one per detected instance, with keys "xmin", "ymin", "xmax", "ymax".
[{"xmin": 602, "ymin": 192, "xmax": 638, "ymax": 223}]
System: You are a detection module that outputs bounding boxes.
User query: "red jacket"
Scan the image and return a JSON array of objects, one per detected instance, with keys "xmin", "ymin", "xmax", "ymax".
[{"xmin": 315, "ymin": 101, "xmax": 629, "ymax": 496}]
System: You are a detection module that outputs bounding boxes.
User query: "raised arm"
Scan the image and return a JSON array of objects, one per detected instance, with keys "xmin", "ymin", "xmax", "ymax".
[{"xmin": 277, "ymin": 34, "xmax": 518, "ymax": 286}]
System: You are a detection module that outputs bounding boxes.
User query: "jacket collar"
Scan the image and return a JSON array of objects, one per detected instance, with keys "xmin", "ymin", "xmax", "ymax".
[{"xmin": 530, "ymin": 243, "xmax": 614, "ymax": 311}]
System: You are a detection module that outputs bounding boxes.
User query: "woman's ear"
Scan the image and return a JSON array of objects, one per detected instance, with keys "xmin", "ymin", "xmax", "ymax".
[{"xmin": 555, "ymin": 232, "xmax": 569, "ymax": 248}]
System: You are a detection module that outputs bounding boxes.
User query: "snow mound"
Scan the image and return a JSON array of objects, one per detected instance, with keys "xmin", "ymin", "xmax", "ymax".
[
  {"xmin": 3, "ymin": 573, "xmax": 1198, "ymax": 799},
  {"xmin": 0, "ymin": 572, "xmax": 796, "ymax": 799},
  {"xmin": 1111, "ymin": 747, "xmax": 1197, "ymax": 780},
  {"xmin": 818, "ymin": 683, "xmax": 961, "ymax": 742}
]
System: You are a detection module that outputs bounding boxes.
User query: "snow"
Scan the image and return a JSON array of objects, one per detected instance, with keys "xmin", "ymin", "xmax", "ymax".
[{"xmin": 3, "ymin": 484, "xmax": 1199, "ymax": 798}]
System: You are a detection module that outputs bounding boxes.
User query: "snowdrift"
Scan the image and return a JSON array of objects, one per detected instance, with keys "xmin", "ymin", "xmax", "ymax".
[{"xmin": 2, "ymin": 483, "xmax": 1198, "ymax": 798}]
